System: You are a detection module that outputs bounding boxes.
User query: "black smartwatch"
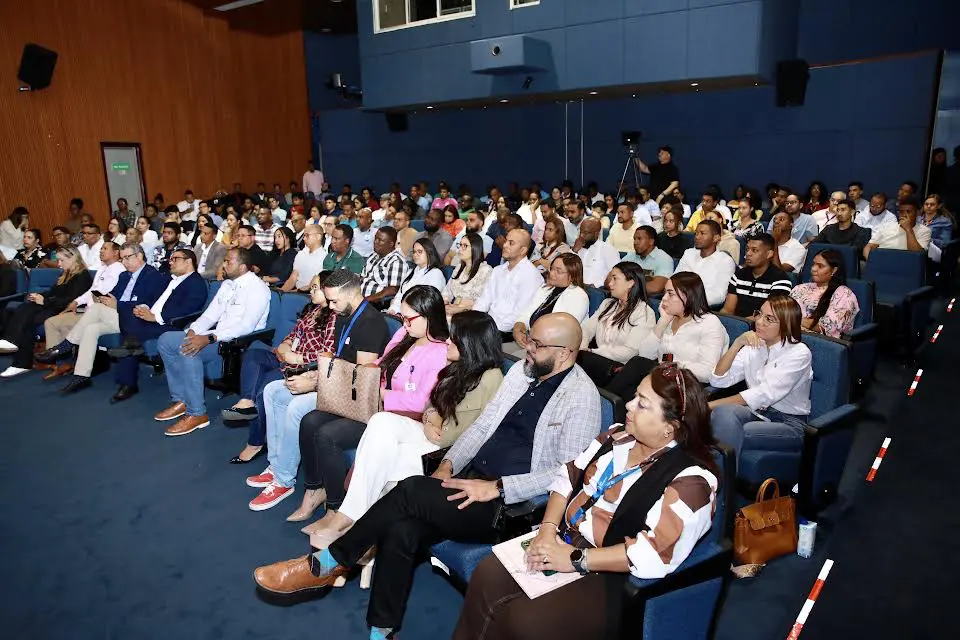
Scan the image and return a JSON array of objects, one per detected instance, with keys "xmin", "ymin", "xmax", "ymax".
[
  {"xmin": 570, "ymin": 549, "xmax": 589, "ymax": 575},
  {"xmin": 207, "ymin": 334, "xmax": 216, "ymax": 344},
  {"xmin": 495, "ymin": 478, "xmax": 505, "ymax": 501}
]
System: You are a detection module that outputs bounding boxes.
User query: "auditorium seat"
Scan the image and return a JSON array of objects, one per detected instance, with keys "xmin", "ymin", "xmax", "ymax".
[
  {"xmin": 862, "ymin": 249, "xmax": 935, "ymax": 356},
  {"xmin": 800, "ymin": 243, "xmax": 859, "ymax": 282},
  {"xmin": 585, "ymin": 286, "xmax": 608, "ymax": 315},
  {"xmin": 842, "ymin": 279, "xmax": 879, "ymax": 392}
]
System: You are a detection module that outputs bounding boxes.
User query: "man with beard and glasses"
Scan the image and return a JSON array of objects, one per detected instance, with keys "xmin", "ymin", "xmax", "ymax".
[
  {"xmin": 253, "ymin": 312, "xmax": 600, "ymax": 640},
  {"xmin": 574, "ymin": 218, "xmax": 620, "ymax": 288},
  {"xmin": 248, "ymin": 270, "xmax": 390, "ymax": 508}
]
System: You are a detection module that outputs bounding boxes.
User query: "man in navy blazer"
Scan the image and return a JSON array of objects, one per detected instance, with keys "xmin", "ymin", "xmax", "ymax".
[
  {"xmin": 37, "ymin": 242, "xmax": 171, "ymax": 395},
  {"xmin": 109, "ymin": 247, "xmax": 208, "ymax": 403}
]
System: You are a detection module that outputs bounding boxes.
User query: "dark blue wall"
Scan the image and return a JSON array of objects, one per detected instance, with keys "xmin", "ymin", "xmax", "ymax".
[
  {"xmin": 304, "ymin": 32, "xmax": 363, "ymax": 112},
  {"xmin": 355, "ymin": 0, "xmax": 798, "ymax": 110},
  {"xmin": 319, "ymin": 52, "xmax": 939, "ymax": 198}
]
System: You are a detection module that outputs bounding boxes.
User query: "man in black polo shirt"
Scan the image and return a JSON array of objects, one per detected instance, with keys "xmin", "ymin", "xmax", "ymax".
[
  {"xmin": 636, "ymin": 145, "xmax": 680, "ymax": 205},
  {"xmin": 722, "ymin": 233, "xmax": 793, "ymax": 318},
  {"xmin": 810, "ymin": 198, "xmax": 872, "ymax": 260},
  {"xmin": 229, "ymin": 224, "xmax": 267, "ymax": 276}
]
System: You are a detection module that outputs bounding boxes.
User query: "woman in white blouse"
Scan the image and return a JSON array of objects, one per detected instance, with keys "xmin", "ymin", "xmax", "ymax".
[
  {"xmin": 443, "ymin": 232, "xmax": 492, "ymax": 315},
  {"xmin": 531, "ymin": 217, "xmax": 572, "ymax": 274},
  {"xmin": 106, "ymin": 217, "xmax": 128, "ymax": 245},
  {"xmin": 387, "ymin": 238, "xmax": 448, "ymax": 315},
  {"xmin": 0, "ymin": 207, "xmax": 28, "ymax": 251},
  {"xmin": 506, "ymin": 253, "xmax": 589, "ymax": 356},
  {"xmin": 708, "ymin": 295, "xmax": 812, "ymax": 462},
  {"xmin": 606, "ymin": 271, "xmax": 729, "ymax": 401},
  {"xmin": 577, "ymin": 261, "xmax": 657, "ymax": 386}
]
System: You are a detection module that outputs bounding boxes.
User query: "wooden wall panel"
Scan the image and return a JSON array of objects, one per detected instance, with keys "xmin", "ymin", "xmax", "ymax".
[{"xmin": 0, "ymin": 0, "xmax": 310, "ymax": 234}]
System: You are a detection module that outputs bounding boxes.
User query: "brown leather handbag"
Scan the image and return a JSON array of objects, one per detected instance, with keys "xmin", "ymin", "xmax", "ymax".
[
  {"xmin": 314, "ymin": 355, "xmax": 382, "ymax": 423},
  {"xmin": 733, "ymin": 478, "xmax": 798, "ymax": 566}
]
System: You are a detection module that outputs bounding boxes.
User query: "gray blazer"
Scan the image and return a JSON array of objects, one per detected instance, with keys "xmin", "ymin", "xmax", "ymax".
[
  {"xmin": 445, "ymin": 361, "xmax": 601, "ymax": 504},
  {"xmin": 197, "ymin": 241, "xmax": 228, "ymax": 280}
]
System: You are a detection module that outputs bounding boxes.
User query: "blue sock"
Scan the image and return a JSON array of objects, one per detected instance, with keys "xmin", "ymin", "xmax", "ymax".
[
  {"xmin": 370, "ymin": 627, "xmax": 393, "ymax": 640},
  {"xmin": 313, "ymin": 548, "xmax": 338, "ymax": 572}
]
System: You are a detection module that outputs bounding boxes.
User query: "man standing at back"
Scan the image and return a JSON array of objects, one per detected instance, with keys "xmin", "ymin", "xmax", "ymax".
[
  {"xmin": 303, "ymin": 161, "xmax": 324, "ymax": 200},
  {"xmin": 675, "ymin": 220, "xmax": 736, "ymax": 306},
  {"xmin": 154, "ymin": 247, "xmax": 271, "ymax": 437},
  {"xmin": 636, "ymin": 144, "xmax": 681, "ymax": 205},
  {"xmin": 473, "ymin": 228, "xmax": 543, "ymax": 344}
]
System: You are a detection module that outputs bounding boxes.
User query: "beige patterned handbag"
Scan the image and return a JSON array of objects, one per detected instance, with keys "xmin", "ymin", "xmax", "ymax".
[{"xmin": 314, "ymin": 354, "xmax": 382, "ymax": 423}]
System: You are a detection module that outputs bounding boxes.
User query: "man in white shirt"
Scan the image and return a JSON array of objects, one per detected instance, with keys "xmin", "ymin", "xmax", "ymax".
[
  {"xmin": 181, "ymin": 190, "xmax": 201, "ymax": 221},
  {"xmin": 78, "ymin": 223, "xmax": 105, "ymax": 270},
  {"xmin": 675, "ymin": 220, "xmax": 737, "ymax": 307},
  {"xmin": 155, "ymin": 246, "xmax": 271, "ymax": 437},
  {"xmin": 810, "ymin": 191, "xmax": 844, "ymax": 231},
  {"xmin": 864, "ymin": 196, "xmax": 931, "ymax": 258},
  {"xmin": 302, "ymin": 161, "xmax": 324, "ymax": 199},
  {"xmin": 769, "ymin": 213, "xmax": 807, "ymax": 273},
  {"xmin": 637, "ymin": 188, "xmax": 662, "ymax": 230},
  {"xmin": 282, "ymin": 224, "xmax": 327, "ymax": 292},
  {"xmin": 575, "ymin": 218, "xmax": 621, "ymax": 288},
  {"xmin": 847, "ymin": 181, "xmax": 870, "ymax": 214},
  {"xmin": 562, "ymin": 201, "xmax": 587, "ymax": 246},
  {"xmin": 473, "ymin": 228, "xmax": 543, "ymax": 342},
  {"xmin": 196, "ymin": 223, "xmax": 228, "ymax": 280},
  {"xmin": 855, "ymin": 192, "xmax": 897, "ymax": 234},
  {"xmin": 267, "ymin": 195, "xmax": 288, "ymax": 227},
  {"xmin": 41, "ymin": 240, "xmax": 124, "ymax": 366},
  {"xmin": 608, "ymin": 204, "xmax": 641, "ymax": 253},
  {"xmin": 352, "ymin": 208, "xmax": 376, "ymax": 257}
]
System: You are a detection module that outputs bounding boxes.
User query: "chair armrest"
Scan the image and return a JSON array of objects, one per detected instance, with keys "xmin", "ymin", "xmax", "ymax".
[
  {"xmin": 168, "ymin": 311, "xmax": 203, "ymax": 330},
  {"xmin": 0, "ymin": 292, "xmax": 26, "ymax": 305},
  {"xmin": 844, "ymin": 322, "xmax": 878, "ymax": 341},
  {"xmin": 624, "ymin": 539, "xmax": 732, "ymax": 600},
  {"xmin": 218, "ymin": 328, "xmax": 276, "ymax": 353},
  {"xmin": 706, "ymin": 380, "xmax": 747, "ymax": 401},
  {"xmin": 798, "ymin": 403, "xmax": 860, "ymax": 516},
  {"xmin": 905, "ymin": 285, "xmax": 935, "ymax": 304},
  {"xmin": 421, "ymin": 447, "xmax": 451, "ymax": 475},
  {"xmin": 504, "ymin": 494, "xmax": 550, "ymax": 519},
  {"xmin": 806, "ymin": 403, "xmax": 859, "ymax": 433}
]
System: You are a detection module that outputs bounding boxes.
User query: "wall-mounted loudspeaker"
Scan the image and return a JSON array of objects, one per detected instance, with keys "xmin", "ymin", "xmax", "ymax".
[
  {"xmin": 386, "ymin": 113, "xmax": 409, "ymax": 133},
  {"xmin": 18, "ymin": 43, "xmax": 58, "ymax": 91},
  {"xmin": 776, "ymin": 59, "xmax": 809, "ymax": 107}
]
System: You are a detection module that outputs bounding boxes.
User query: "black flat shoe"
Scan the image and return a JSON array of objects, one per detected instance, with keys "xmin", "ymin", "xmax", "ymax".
[
  {"xmin": 110, "ymin": 384, "xmax": 140, "ymax": 404},
  {"xmin": 36, "ymin": 341, "xmax": 76, "ymax": 365},
  {"xmin": 60, "ymin": 375, "xmax": 92, "ymax": 394},
  {"xmin": 229, "ymin": 448, "xmax": 266, "ymax": 464}
]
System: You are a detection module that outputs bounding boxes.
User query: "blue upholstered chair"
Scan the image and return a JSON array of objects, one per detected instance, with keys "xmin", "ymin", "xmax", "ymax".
[
  {"xmin": 410, "ymin": 219, "xmax": 425, "ymax": 232},
  {"xmin": 384, "ymin": 314, "xmax": 402, "ymax": 338},
  {"xmin": 586, "ymin": 286, "xmax": 608, "ymax": 316},
  {"xmin": 800, "ymin": 243, "xmax": 859, "ymax": 282},
  {"xmin": 441, "ymin": 265, "xmax": 455, "ymax": 281},
  {"xmin": 0, "ymin": 267, "xmax": 62, "ymax": 310},
  {"xmin": 862, "ymin": 249, "xmax": 935, "ymax": 355},
  {"xmin": 841, "ymin": 278, "xmax": 879, "ymax": 391}
]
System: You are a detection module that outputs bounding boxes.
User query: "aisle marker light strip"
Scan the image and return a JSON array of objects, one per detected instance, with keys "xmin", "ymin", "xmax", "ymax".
[
  {"xmin": 866, "ymin": 437, "xmax": 891, "ymax": 482},
  {"xmin": 907, "ymin": 369, "xmax": 923, "ymax": 396},
  {"xmin": 786, "ymin": 559, "xmax": 835, "ymax": 640},
  {"xmin": 948, "ymin": 298, "xmax": 955, "ymax": 313},
  {"xmin": 931, "ymin": 325, "xmax": 944, "ymax": 343}
]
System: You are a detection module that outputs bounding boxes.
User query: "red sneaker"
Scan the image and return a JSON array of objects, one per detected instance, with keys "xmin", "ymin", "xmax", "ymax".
[
  {"xmin": 246, "ymin": 467, "xmax": 275, "ymax": 488},
  {"xmin": 249, "ymin": 484, "xmax": 295, "ymax": 511}
]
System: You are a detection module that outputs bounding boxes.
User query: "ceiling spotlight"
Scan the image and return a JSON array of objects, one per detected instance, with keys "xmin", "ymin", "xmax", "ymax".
[
  {"xmin": 588, "ymin": 91, "xmax": 598, "ymax": 95},
  {"xmin": 321, "ymin": 28, "xmax": 332, "ymax": 33},
  {"xmin": 690, "ymin": 82, "xmax": 699, "ymax": 87},
  {"xmin": 499, "ymin": 99, "xmax": 509, "ymax": 103},
  {"xmin": 426, "ymin": 105, "xmax": 434, "ymax": 110}
]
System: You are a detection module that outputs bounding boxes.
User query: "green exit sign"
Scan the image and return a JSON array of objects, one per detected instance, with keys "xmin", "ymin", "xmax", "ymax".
[{"xmin": 112, "ymin": 162, "xmax": 130, "ymax": 171}]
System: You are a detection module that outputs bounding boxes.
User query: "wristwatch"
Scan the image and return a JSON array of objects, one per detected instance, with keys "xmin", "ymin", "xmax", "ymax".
[
  {"xmin": 495, "ymin": 478, "xmax": 505, "ymax": 500},
  {"xmin": 570, "ymin": 549, "xmax": 589, "ymax": 575},
  {"xmin": 207, "ymin": 334, "xmax": 217, "ymax": 344}
]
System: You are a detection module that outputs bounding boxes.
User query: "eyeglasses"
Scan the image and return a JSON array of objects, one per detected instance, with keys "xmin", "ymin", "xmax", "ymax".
[
  {"xmin": 169, "ymin": 256, "xmax": 190, "ymax": 262},
  {"xmin": 524, "ymin": 330, "xmax": 570, "ymax": 352},
  {"xmin": 309, "ymin": 283, "xmax": 321, "ymax": 291},
  {"xmin": 751, "ymin": 309, "xmax": 777, "ymax": 325},
  {"xmin": 401, "ymin": 313, "xmax": 422, "ymax": 326},
  {"xmin": 120, "ymin": 254, "xmax": 138, "ymax": 261},
  {"xmin": 661, "ymin": 363, "xmax": 686, "ymax": 418}
]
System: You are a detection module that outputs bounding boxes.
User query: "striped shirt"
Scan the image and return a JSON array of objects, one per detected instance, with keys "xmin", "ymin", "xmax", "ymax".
[
  {"xmin": 360, "ymin": 248, "xmax": 407, "ymax": 297},
  {"xmin": 727, "ymin": 264, "xmax": 792, "ymax": 317},
  {"xmin": 549, "ymin": 431, "xmax": 717, "ymax": 580}
]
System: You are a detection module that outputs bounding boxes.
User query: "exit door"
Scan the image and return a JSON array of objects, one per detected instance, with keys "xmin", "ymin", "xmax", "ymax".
[{"xmin": 101, "ymin": 142, "xmax": 146, "ymax": 222}]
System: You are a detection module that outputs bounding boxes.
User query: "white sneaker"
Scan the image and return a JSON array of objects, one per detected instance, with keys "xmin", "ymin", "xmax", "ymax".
[
  {"xmin": 0, "ymin": 339, "xmax": 18, "ymax": 352},
  {"xmin": 0, "ymin": 366, "xmax": 30, "ymax": 378}
]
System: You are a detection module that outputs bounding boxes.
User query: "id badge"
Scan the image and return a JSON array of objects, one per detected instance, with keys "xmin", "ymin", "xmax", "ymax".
[
  {"xmin": 291, "ymin": 337, "xmax": 300, "ymax": 351},
  {"xmin": 405, "ymin": 381, "xmax": 416, "ymax": 392}
]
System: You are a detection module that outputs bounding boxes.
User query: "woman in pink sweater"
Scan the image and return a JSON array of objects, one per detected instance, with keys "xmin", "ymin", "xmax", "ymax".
[{"xmin": 286, "ymin": 286, "xmax": 450, "ymax": 521}]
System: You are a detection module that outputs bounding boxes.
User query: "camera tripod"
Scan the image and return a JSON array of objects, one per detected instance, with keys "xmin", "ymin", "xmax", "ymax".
[{"xmin": 615, "ymin": 148, "xmax": 644, "ymax": 203}]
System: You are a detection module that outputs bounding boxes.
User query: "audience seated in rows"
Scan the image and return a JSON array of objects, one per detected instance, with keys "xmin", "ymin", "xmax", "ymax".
[
  {"xmin": 153, "ymin": 247, "xmax": 271, "ymax": 436},
  {"xmin": 710, "ymin": 295, "xmax": 813, "ymax": 464},
  {"xmin": 607, "ymin": 203, "xmax": 641, "ymax": 253},
  {"xmin": 789, "ymin": 249, "xmax": 860, "ymax": 339},
  {"xmin": 674, "ymin": 220, "xmax": 736, "ymax": 307},
  {"xmin": 657, "ymin": 205, "xmax": 693, "ymax": 260},
  {"xmin": 722, "ymin": 233, "xmax": 793, "ymax": 319},
  {"xmin": 769, "ymin": 213, "xmax": 808, "ymax": 273},
  {"xmin": 359, "ymin": 226, "xmax": 407, "ymax": 305},
  {"xmin": 261, "ymin": 227, "xmax": 298, "ymax": 286},
  {"xmin": 809, "ymin": 198, "xmax": 871, "ymax": 258},
  {"xmin": 386, "ymin": 239, "xmax": 446, "ymax": 315},
  {"xmin": 864, "ymin": 195, "xmax": 930, "ymax": 257},
  {"xmin": 622, "ymin": 225, "xmax": 674, "ymax": 296},
  {"xmin": 253, "ymin": 312, "xmax": 601, "ymax": 640},
  {"xmin": 416, "ymin": 209, "xmax": 455, "ymax": 260},
  {"xmin": 472, "ymin": 229, "xmax": 542, "ymax": 344},
  {"xmin": 442, "ymin": 233, "xmax": 493, "ymax": 315},
  {"xmin": 507, "ymin": 254, "xmax": 589, "ymax": 357},
  {"xmin": 531, "ymin": 217, "xmax": 572, "ymax": 274},
  {"xmin": 575, "ymin": 218, "xmax": 620, "ymax": 289},
  {"xmin": 733, "ymin": 197, "xmax": 765, "ymax": 237},
  {"xmin": 854, "ymin": 192, "xmax": 897, "ymax": 235},
  {"xmin": 0, "ymin": 246, "xmax": 93, "ymax": 377},
  {"xmin": 322, "ymin": 224, "xmax": 366, "ymax": 273},
  {"xmin": 444, "ymin": 210, "xmax": 491, "ymax": 266},
  {"xmin": 605, "ymin": 272, "xmax": 729, "ymax": 401},
  {"xmin": 772, "ymin": 191, "xmax": 819, "ymax": 243}
]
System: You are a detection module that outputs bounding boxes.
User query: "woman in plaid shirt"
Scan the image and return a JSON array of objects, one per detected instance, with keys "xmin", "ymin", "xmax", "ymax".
[{"xmin": 222, "ymin": 271, "xmax": 338, "ymax": 464}]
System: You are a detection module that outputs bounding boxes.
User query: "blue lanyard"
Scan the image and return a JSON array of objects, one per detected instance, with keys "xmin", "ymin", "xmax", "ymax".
[
  {"xmin": 568, "ymin": 459, "xmax": 644, "ymax": 529},
  {"xmin": 336, "ymin": 300, "xmax": 367, "ymax": 357}
]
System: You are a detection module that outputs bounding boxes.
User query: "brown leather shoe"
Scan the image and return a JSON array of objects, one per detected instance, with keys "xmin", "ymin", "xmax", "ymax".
[
  {"xmin": 164, "ymin": 414, "xmax": 209, "ymax": 437},
  {"xmin": 154, "ymin": 402, "xmax": 187, "ymax": 421},
  {"xmin": 253, "ymin": 555, "xmax": 348, "ymax": 595},
  {"xmin": 42, "ymin": 364, "xmax": 73, "ymax": 381},
  {"xmin": 33, "ymin": 362, "xmax": 54, "ymax": 371}
]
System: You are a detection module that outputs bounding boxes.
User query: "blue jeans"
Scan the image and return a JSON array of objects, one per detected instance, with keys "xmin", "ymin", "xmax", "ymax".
[
  {"xmin": 710, "ymin": 404, "xmax": 807, "ymax": 465},
  {"xmin": 263, "ymin": 379, "xmax": 317, "ymax": 488},
  {"xmin": 157, "ymin": 331, "xmax": 223, "ymax": 417},
  {"xmin": 240, "ymin": 346, "xmax": 284, "ymax": 447}
]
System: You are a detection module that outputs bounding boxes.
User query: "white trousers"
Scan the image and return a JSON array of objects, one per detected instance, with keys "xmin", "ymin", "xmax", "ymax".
[{"xmin": 338, "ymin": 411, "xmax": 439, "ymax": 522}]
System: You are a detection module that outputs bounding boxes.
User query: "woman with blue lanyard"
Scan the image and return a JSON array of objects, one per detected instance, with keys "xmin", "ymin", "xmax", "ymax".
[{"xmin": 453, "ymin": 362, "xmax": 720, "ymax": 640}]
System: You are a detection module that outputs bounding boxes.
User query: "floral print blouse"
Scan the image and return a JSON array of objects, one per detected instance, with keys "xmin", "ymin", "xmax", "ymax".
[{"xmin": 790, "ymin": 283, "xmax": 860, "ymax": 338}]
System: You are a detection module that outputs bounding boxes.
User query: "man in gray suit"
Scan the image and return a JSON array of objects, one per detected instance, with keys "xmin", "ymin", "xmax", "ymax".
[
  {"xmin": 194, "ymin": 223, "xmax": 227, "ymax": 280},
  {"xmin": 254, "ymin": 313, "xmax": 602, "ymax": 634}
]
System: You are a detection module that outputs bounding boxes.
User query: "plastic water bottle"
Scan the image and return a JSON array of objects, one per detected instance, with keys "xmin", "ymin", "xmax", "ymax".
[{"xmin": 797, "ymin": 520, "xmax": 817, "ymax": 558}]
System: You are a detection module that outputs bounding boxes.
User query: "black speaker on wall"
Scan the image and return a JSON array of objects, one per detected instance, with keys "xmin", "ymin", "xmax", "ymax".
[
  {"xmin": 776, "ymin": 59, "xmax": 809, "ymax": 107},
  {"xmin": 18, "ymin": 43, "xmax": 58, "ymax": 91},
  {"xmin": 385, "ymin": 112, "xmax": 409, "ymax": 133}
]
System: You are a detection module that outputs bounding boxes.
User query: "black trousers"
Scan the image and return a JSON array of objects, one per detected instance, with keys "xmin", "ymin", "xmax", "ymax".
[
  {"xmin": 329, "ymin": 475, "xmax": 503, "ymax": 629},
  {"xmin": 576, "ymin": 350, "xmax": 625, "ymax": 389},
  {"xmin": 1, "ymin": 302, "xmax": 56, "ymax": 368},
  {"xmin": 299, "ymin": 410, "xmax": 366, "ymax": 506},
  {"xmin": 604, "ymin": 356, "xmax": 657, "ymax": 404}
]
